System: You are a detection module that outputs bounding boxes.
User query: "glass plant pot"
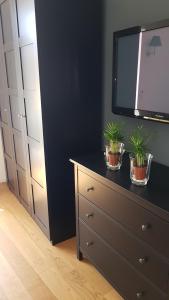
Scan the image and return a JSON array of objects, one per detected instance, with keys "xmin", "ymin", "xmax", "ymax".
[
  {"xmin": 130, "ymin": 153, "xmax": 153, "ymax": 186},
  {"xmin": 105, "ymin": 142, "xmax": 125, "ymax": 170}
]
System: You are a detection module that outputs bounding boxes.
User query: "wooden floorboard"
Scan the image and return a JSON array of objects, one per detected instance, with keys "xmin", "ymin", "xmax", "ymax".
[{"xmin": 0, "ymin": 183, "xmax": 123, "ymax": 300}]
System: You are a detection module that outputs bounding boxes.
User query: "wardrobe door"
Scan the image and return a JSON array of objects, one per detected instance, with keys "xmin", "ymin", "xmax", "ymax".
[
  {"xmin": 0, "ymin": 0, "xmax": 17, "ymax": 194},
  {"xmin": 16, "ymin": 0, "xmax": 49, "ymax": 237},
  {"xmin": 0, "ymin": 0, "xmax": 31, "ymax": 209},
  {"xmin": 0, "ymin": 0, "xmax": 49, "ymax": 237}
]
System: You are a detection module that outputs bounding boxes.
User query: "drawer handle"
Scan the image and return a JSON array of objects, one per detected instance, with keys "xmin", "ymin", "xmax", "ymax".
[
  {"xmin": 138, "ymin": 257, "xmax": 147, "ymax": 265},
  {"xmin": 141, "ymin": 224, "xmax": 150, "ymax": 231},
  {"xmin": 86, "ymin": 186, "xmax": 94, "ymax": 192},
  {"xmin": 136, "ymin": 292, "xmax": 144, "ymax": 298},
  {"xmin": 85, "ymin": 213, "xmax": 93, "ymax": 218},
  {"xmin": 86, "ymin": 241, "xmax": 93, "ymax": 247}
]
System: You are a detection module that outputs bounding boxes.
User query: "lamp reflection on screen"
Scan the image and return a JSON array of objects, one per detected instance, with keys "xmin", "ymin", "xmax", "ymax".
[{"xmin": 147, "ymin": 35, "xmax": 162, "ymax": 55}]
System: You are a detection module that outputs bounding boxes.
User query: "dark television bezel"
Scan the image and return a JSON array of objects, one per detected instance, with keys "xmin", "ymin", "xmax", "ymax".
[{"xmin": 112, "ymin": 20, "xmax": 169, "ymax": 124}]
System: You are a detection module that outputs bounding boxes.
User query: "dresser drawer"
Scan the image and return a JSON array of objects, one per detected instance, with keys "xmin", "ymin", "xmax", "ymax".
[
  {"xmin": 79, "ymin": 195, "xmax": 169, "ymax": 293},
  {"xmin": 79, "ymin": 221, "xmax": 167, "ymax": 300},
  {"xmin": 78, "ymin": 170, "xmax": 169, "ymax": 259}
]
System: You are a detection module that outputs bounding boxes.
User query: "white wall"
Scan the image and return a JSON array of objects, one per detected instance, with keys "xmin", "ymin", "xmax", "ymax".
[
  {"xmin": 0, "ymin": 128, "xmax": 6, "ymax": 182},
  {"xmin": 103, "ymin": 0, "xmax": 169, "ymax": 166}
]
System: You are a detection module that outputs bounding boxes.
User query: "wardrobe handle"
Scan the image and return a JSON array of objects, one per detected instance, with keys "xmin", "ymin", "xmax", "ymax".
[
  {"xmin": 86, "ymin": 186, "xmax": 94, "ymax": 192},
  {"xmin": 138, "ymin": 257, "xmax": 147, "ymax": 265},
  {"xmin": 18, "ymin": 114, "xmax": 26, "ymax": 118},
  {"xmin": 141, "ymin": 224, "xmax": 150, "ymax": 231},
  {"xmin": 136, "ymin": 292, "xmax": 144, "ymax": 298},
  {"xmin": 86, "ymin": 241, "xmax": 93, "ymax": 247},
  {"xmin": 85, "ymin": 213, "xmax": 93, "ymax": 218}
]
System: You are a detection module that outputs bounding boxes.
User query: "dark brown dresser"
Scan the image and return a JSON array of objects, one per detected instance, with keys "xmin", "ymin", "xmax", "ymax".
[{"xmin": 70, "ymin": 153, "xmax": 169, "ymax": 300}]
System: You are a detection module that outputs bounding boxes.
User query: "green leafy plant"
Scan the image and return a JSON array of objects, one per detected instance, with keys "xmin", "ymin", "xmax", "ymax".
[
  {"xmin": 104, "ymin": 122, "xmax": 124, "ymax": 153},
  {"xmin": 129, "ymin": 125, "xmax": 150, "ymax": 167}
]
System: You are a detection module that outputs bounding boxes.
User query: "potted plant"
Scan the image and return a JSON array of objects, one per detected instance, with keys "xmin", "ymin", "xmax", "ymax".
[
  {"xmin": 129, "ymin": 125, "xmax": 153, "ymax": 186},
  {"xmin": 104, "ymin": 121, "xmax": 125, "ymax": 170}
]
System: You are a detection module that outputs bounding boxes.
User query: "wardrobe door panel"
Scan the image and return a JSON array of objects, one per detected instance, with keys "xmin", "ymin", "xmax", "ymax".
[
  {"xmin": 5, "ymin": 50, "xmax": 17, "ymax": 89},
  {"xmin": 32, "ymin": 184, "xmax": 49, "ymax": 229},
  {"xmin": 29, "ymin": 142, "xmax": 45, "ymax": 187},
  {"xmin": 13, "ymin": 132, "xmax": 25, "ymax": 170},
  {"xmin": 0, "ymin": 95, "xmax": 9, "ymax": 124},
  {"xmin": 5, "ymin": 157, "xmax": 15, "ymax": 190},
  {"xmin": 0, "ymin": 0, "xmax": 32, "ymax": 212},
  {"xmin": 0, "ymin": 56, "xmax": 4, "ymax": 90},
  {"xmin": 20, "ymin": 44, "xmax": 37, "ymax": 90},
  {"xmin": 1, "ymin": 126, "xmax": 13, "ymax": 158},
  {"xmin": 17, "ymin": 169, "xmax": 29, "ymax": 207},
  {"xmin": 25, "ymin": 96, "xmax": 41, "ymax": 141},
  {"xmin": 16, "ymin": 0, "xmax": 36, "ymax": 41},
  {"xmin": 9, "ymin": 96, "xmax": 22, "ymax": 131},
  {"xmin": 1, "ymin": 0, "xmax": 13, "ymax": 45}
]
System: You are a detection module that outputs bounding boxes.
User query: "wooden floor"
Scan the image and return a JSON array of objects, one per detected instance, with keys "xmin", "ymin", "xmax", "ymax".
[{"xmin": 0, "ymin": 184, "xmax": 123, "ymax": 300}]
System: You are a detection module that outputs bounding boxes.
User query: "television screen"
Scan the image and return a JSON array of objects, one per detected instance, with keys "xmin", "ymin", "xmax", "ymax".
[{"xmin": 112, "ymin": 21, "xmax": 169, "ymax": 123}]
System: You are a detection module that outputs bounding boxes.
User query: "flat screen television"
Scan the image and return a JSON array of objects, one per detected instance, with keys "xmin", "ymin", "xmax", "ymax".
[{"xmin": 112, "ymin": 20, "xmax": 169, "ymax": 123}]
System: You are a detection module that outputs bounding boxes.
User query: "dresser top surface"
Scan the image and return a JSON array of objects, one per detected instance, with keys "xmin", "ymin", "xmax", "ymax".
[{"xmin": 71, "ymin": 152, "xmax": 169, "ymax": 217}]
